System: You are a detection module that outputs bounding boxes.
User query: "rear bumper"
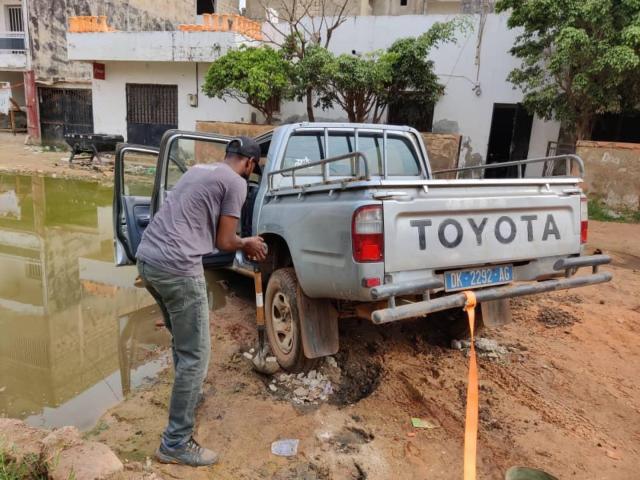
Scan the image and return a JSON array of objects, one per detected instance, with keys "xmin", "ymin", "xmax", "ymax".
[{"xmin": 371, "ymin": 254, "xmax": 612, "ymax": 324}]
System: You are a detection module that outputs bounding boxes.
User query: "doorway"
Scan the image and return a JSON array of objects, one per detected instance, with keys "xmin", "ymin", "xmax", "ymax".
[
  {"xmin": 485, "ymin": 103, "xmax": 533, "ymax": 178},
  {"xmin": 126, "ymin": 84, "xmax": 178, "ymax": 146}
]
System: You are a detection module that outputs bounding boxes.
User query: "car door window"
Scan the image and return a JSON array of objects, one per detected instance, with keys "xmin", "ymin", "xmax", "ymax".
[{"xmin": 165, "ymin": 137, "xmax": 229, "ymax": 190}]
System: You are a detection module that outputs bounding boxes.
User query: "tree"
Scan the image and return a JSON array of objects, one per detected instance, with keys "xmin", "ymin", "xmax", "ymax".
[
  {"xmin": 258, "ymin": 0, "xmax": 351, "ymax": 120},
  {"xmin": 316, "ymin": 50, "xmax": 393, "ymax": 123},
  {"xmin": 307, "ymin": 20, "xmax": 463, "ymax": 123},
  {"xmin": 496, "ymin": 0, "xmax": 640, "ymax": 141},
  {"xmin": 382, "ymin": 20, "xmax": 463, "ymax": 123},
  {"xmin": 202, "ymin": 46, "xmax": 292, "ymax": 124}
]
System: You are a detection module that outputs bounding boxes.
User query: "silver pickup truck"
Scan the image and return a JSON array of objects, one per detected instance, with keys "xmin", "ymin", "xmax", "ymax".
[{"xmin": 113, "ymin": 122, "xmax": 612, "ymax": 372}]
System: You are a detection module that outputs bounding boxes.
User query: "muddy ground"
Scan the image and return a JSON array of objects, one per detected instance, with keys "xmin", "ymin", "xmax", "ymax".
[
  {"xmin": 0, "ymin": 132, "xmax": 114, "ymax": 182},
  {"xmin": 78, "ymin": 222, "xmax": 640, "ymax": 480}
]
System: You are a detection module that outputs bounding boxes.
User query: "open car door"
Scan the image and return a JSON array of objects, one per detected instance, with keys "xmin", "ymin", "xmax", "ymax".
[
  {"xmin": 113, "ymin": 144, "xmax": 160, "ymax": 265},
  {"xmin": 113, "ymin": 143, "xmax": 158, "ymax": 265},
  {"xmin": 150, "ymin": 130, "xmax": 239, "ymax": 269}
]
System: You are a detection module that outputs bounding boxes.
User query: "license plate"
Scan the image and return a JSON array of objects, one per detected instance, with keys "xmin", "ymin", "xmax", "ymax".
[{"xmin": 444, "ymin": 265, "xmax": 513, "ymax": 292}]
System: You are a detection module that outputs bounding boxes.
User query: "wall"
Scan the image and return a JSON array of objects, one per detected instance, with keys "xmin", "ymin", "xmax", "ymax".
[
  {"xmin": 27, "ymin": 0, "xmax": 195, "ymax": 83},
  {"xmin": 245, "ymin": 0, "xmax": 479, "ymax": 20},
  {"xmin": 576, "ymin": 140, "xmax": 640, "ymax": 210},
  {"xmin": 421, "ymin": 132, "xmax": 460, "ymax": 173},
  {"xmin": 92, "ymin": 61, "xmax": 255, "ymax": 138},
  {"xmin": 68, "ymin": 30, "xmax": 252, "ymax": 63}
]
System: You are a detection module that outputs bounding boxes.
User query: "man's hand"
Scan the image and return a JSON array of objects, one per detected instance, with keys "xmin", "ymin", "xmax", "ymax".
[{"xmin": 242, "ymin": 236, "xmax": 267, "ymax": 262}]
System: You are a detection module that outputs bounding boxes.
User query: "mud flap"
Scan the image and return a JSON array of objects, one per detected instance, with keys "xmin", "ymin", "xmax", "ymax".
[
  {"xmin": 479, "ymin": 299, "xmax": 512, "ymax": 327},
  {"xmin": 296, "ymin": 285, "xmax": 339, "ymax": 359}
]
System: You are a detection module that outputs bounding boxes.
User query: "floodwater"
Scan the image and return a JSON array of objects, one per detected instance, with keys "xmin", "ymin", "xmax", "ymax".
[{"xmin": 0, "ymin": 173, "xmax": 171, "ymax": 431}]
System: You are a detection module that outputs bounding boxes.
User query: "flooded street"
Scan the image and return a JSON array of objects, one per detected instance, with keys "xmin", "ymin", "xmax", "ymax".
[{"xmin": 0, "ymin": 173, "xmax": 169, "ymax": 430}]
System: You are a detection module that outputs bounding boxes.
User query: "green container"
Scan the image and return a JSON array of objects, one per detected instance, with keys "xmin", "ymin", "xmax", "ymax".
[{"xmin": 505, "ymin": 467, "xmax": 559, "ymax": 480}]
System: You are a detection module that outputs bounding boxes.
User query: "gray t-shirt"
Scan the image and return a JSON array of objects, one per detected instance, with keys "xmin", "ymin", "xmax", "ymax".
[{"xmin": 136, "ymin": 163, "xmax": 247, "ymax": 276}]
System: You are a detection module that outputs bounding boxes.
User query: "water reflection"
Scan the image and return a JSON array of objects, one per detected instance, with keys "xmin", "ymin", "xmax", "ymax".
[{"xmin": 0, "ymin": 174, "xmax": 170, "ymax": 430}]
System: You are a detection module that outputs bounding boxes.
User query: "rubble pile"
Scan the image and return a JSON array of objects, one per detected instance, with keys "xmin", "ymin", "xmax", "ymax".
[
  {"xmin": 262, "ymin": 357, "xmax": 341, "ymax": 405},
  {"xmin": 450, "ymin": 337, "xmax": 511, "ymax": 359}
]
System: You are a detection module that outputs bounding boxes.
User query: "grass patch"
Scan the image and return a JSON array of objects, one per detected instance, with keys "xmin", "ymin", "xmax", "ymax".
[
  {"xmin": 0, "ymin": 451, "xmax": 47, "ymax": 480},
  {"xmin": 588, "ymin": 198, "xmax": 640, "ymax": 223}
]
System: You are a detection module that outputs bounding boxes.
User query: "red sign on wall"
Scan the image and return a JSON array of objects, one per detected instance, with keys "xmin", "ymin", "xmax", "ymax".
[{"xmin": 93, "ymin": 63, "xmax": 106, "ymax": 80}]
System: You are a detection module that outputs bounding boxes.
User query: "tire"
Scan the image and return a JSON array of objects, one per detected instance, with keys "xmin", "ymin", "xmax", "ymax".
[{"xmin": 265, "ymin": 268, "xmax": 319, "ymax": 373}]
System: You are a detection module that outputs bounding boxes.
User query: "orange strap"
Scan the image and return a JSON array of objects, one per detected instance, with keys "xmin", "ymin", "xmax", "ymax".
[{"xmin": 463, "ymin": 291, "xmax": 478, "ymax": 480}]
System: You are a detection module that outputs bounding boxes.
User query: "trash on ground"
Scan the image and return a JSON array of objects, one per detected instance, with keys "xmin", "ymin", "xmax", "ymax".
[
  {"xmin": 271, "ymin": 439, "xmax": 299, "ymax": 457},
  {"xmin": 411, "ymin": 417, "xmax": 439, "ymax": 429}
]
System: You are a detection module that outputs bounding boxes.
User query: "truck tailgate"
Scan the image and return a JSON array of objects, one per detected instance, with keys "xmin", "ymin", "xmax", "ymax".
[{"xmin": 383, "ymin": 187, "xmax": 581, "ymax": 273}]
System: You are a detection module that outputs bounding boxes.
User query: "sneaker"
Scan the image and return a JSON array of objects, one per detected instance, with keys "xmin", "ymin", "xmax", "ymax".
[{"xmin": 155, "ymin": 438, "xmax": 219, "ymax": 466}]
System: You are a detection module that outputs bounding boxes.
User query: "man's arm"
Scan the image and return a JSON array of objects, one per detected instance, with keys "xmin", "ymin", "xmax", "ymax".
[{"xmin": 216, "ymin": 215, "xmax": 266, "ymax": 261}]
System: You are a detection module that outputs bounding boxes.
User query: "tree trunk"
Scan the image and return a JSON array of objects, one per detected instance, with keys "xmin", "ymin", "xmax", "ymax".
[
  {"xmin": 575, "ymin": 114, "xmax": 594, "ymax": 142},
  {"xmin": 306, "ymin": 88, "xmax": 315, "ymax": 122},
  {"xmin": 265, "ymin": 111, "xmax": 274, "ymax": 125}
]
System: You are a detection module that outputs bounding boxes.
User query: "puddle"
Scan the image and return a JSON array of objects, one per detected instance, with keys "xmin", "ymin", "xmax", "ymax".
[{"xmin": 0, "ymin": 174, "xmax": 172, "ymax": 430}]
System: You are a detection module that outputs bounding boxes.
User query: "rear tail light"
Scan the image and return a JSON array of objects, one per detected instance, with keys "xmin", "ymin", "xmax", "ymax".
[
  {"xmin": 580, "ymin": 195, "xmax": 588, "ymax": 244},
  {"xmin": 352, "ymin": 205, "xmax": 384, "ymax": 262}
]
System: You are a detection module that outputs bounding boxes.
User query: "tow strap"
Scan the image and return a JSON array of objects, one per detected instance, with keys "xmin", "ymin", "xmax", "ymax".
[{"xmin": 463, "ymin": 291, "xmax": 478, "ymax": 480}]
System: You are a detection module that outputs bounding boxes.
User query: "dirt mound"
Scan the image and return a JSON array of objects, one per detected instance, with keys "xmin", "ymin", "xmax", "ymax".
[{"xmin": 536, "ymin": 307, "xmax": 579, "ymax": 327}]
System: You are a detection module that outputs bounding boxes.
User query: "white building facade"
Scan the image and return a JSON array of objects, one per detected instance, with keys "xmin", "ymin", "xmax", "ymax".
[{"xmin": 67, "ymin": 13, "xmax": 561, "ymax": 166}]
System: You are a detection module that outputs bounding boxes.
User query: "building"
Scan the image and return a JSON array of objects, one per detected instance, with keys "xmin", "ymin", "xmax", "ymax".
[
  {"xmin": 66, "ymin": 7, "xmax": 561, "ymax": 168},
  {"xmin": 245, "ymin": 0, "xmax": 492, "ymax": 20},
  {"xmin": 0, "ymin": 0, "xmax": 30, "ymax": 134},
  {"xmin": 1, "ymin": 0, "xmax": 205, "ymax": 144}
]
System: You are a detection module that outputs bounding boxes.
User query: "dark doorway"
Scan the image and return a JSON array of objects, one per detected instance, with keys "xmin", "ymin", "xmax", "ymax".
[
  {"xmin": 39, "ymin": 88, "xmax": 94, "ymax": 145},
  {"xmin": 126, "ymin": 84, "xmax": 178, "ymax": 146},
  {"xmin": 485, "ymin": 103, "xmax": 533, "ymax": 178},
  {"xmin": 197, "ymin": 0, "xmax": 216, "ymax": 14},
  {"xmin": 387, "ymin": 93, "xmax": 434, "ymax": 132}
]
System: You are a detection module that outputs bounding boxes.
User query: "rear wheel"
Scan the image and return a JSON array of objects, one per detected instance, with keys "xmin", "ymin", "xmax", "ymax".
[{"xmin": 265, "ymin": 268, "xmax": 319, "ymax": 373}]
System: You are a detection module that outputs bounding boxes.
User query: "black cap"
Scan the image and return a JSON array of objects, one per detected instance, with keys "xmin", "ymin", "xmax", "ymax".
[{"xmin": 226, "ymin": 136, "xmax": 261, "ymax": 163}]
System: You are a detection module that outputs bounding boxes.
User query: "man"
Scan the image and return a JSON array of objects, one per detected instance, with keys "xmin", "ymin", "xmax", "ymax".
[{"xmin": 136, "ymin": 136, "xmax": 267, "ymax": 467}]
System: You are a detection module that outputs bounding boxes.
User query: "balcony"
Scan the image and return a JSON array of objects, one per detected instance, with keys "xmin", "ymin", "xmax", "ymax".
[
  {"xmin": 0, "ymin": 32, "xmax": 27, "ymax": 69},
  {"xmin": 67, "ymin": 15, "xmax": 261, "ymax": 63}
]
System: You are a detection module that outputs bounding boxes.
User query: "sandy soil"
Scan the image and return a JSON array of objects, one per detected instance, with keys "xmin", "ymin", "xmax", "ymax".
[
  {"xmin": 80, "ymin": 221, "xmax": 640, "ymax": 480},
  {"xmin": 0, "ymin": 132, "xmax": 114, "ymax": 182}
]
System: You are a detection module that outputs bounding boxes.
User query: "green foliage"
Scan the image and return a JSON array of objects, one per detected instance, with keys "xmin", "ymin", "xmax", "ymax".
[
  {"xmin": 0, "ymin": 451, "xmax": 47, "ymax": 480},
  {"xmin": 588, "ymin": 197, "xmax": 640, "ymax": 223},
  {"xmin": 496, "ymin": 0, "xmax": 640, "ymax": 140},
  {"xmin": 315, "ymin": 50, "xmax": 393, "ymax": 122},
  {"xmin": 202, "ymin": 46, "xmax": 293, "ymax": 124},
  {"xmin": 302, "ymin": 20, "xmax": 463, "ymax": 123}
]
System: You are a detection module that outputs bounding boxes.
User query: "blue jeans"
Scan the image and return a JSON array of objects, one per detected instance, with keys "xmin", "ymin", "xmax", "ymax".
[{"xmin": 138, "ymin": 261, "xmax": 210, "ymax": 449}]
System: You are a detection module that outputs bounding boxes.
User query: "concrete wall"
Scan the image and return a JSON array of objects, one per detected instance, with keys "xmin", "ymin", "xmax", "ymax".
[
  {"xmin": 68, "ymin": 31, "xmax": 254, "ymax": 62},
  {"xmin": 577, "ymin": 140, "xmax": 640, "ymax": 210},
  {"xmin": 92, "ymin": 61, "xmax": 255, "ymax": 137},
  {"xmin": 245, "ymin": 0, "xmax": 483, "ymax": 20},
  {"xmin": 27, "ymin": 0, "xmax": 195, "ymax": 83}
]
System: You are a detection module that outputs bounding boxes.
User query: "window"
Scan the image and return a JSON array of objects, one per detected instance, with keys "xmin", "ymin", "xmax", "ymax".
[
  {"xmin": 165, "ymin": 137, "xmax": 228, "ymax": 190},
  {"xmin": 6, "ymin": 5, "xmax": 23, "ymax": 32},
  {"xmin": 400, "ymin": 0, "xmax": 408, "ymax": 6},
  {"xmin": 281, "ymin": 131, "xmax": 421, "ymax": 177},
  {"xmin": 197, "ymin": 0, "xmax": 216, "ymax": 14}
]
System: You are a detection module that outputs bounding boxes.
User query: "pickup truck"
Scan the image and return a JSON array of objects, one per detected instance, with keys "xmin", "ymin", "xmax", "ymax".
[{"xmin": 113, "ymin": 122, "xmax": 612, "ymax": 372}]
